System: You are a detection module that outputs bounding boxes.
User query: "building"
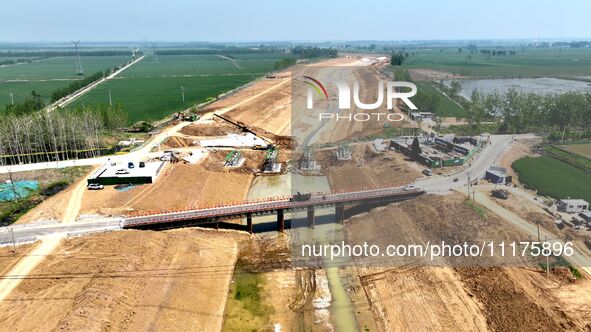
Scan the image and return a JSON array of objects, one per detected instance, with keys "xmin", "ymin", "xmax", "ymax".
[
  {"xmin": 558, "ymin": 199, "xmax": 589, "ymax": 214},
  {"xmin": 579, "ymin": 210, "xmax": 591, "ymax": 223},
  {"xmin": 87, "ymin": 160, "xmax": 166, "ymax": 186},
  {"xmin": 485, "ymin": 169, "xmax": 507, "ymax": 184}
]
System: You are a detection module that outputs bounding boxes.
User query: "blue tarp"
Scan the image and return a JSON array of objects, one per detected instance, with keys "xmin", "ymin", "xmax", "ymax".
[{"xmin": 0, "ymin": 180, "xmax": 39, "ymax": 201}]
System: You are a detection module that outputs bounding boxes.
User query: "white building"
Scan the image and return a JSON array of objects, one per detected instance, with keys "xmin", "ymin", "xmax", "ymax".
[{"xmin": 558, "ymin": 199, "xmax": 589, "ymax": 213}]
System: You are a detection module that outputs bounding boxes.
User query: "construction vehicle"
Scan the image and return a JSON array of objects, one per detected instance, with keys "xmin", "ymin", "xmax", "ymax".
[
  {"xmin": 214, "ymin": 113, "xmax": 274, "ymax": 149},
  {"xmin": 225, "ymin": 150, "xmax": 242, "ymax": 167},
  {"xmin": 491, "ymin": 189, "xmax": 509, "ymax": 200},
  {"xmin": 291, "ymin": 192, "xmax": 312, "ymax": 201}
]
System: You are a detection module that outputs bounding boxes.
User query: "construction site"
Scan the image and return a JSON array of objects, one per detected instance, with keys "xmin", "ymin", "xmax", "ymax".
[{"xmin": 2, "ymin": 54, "xmax": 591, "ymax": 332}]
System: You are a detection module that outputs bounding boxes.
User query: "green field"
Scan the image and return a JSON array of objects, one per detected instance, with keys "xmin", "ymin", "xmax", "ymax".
[
  {"xmin": 414, "ymin": 81, "xmax": 468, "ymax": 118},
  {"xmin": 0, "ymin": 55, "xmax": 132, "ymax": 105},
  {"xmin": 402, "ymin": 48, "xmax": 591, "ymax": 78},
  {"xmin": 71, "ymin": 53, "xmax": 284, "ymax": 124},
  {"xmin": 512, "ymin": 156, "xmax": 591, "ymax": 202}
]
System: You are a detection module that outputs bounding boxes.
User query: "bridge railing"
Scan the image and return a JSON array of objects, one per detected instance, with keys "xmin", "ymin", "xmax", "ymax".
[{"xmin": 125, "ymin": 184, "xmax": 411, "ymax": 220}]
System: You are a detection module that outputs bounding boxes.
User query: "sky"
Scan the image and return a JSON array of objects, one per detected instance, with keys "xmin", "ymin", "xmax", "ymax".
[{"xmin": 1, "ymin": 0, "xmax": 590, "ymax": 42}]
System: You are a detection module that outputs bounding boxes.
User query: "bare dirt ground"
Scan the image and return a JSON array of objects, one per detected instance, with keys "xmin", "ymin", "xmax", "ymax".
[
  {"xmin": 497, "ymin": 138, "xmax": 541, "ymax": 185},
  {"xmin": 0, "ymin": 243, "xmax": 37, "ymax": 276},
  {"xmin": 318, "ymin": 144, "xmax": 421, "ymax": 191},
  {"xmin": 342, "ymin": 193, "xmax": 590, "ymax": 331},
  {"xmin": 408, "ymin": 68, "xmax": 464, "ymax": 81},
  {"xmin": 0, "ymin": 229, "xmax": 245, "ymax": 331},
  {"xmin": 16, "ymin": 168, "xmax": 94, "ymax": 224},
  {"xmin": 81, "ymin": 163, "xmax": 254, "ymax": 216}
]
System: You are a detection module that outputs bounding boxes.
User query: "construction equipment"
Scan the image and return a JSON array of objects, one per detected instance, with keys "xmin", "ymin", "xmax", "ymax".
[
  {"xmin": 214, "ymin": 113, "xmax": 274, "ymax": 149},
  {"xmin": 491, "ymin": 189, "xmax": 509, "ymax": 200},
  {"xmin": 291, "ymin": 192, "xmax": 312, "ymax": 202},
  {"xmin": 262, "ymin": 147, "xmax": 279, "ymax": 172},
  {"xmin": 225, "ymin": 150, "xmax": 242, "ymax": 167}
]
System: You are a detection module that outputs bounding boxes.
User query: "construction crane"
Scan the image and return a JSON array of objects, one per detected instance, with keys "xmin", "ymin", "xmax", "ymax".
[{"xmin": 213, "ymin": 113, "xmax": 274, "ymax": 150}]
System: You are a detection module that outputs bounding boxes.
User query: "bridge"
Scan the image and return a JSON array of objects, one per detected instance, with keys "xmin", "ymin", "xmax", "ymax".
[{"xmin": 123, "ymin": 186, "xmax": 426, "ymax": 232}]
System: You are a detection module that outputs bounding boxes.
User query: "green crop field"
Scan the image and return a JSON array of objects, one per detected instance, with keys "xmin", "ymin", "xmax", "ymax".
[
  {"xmin": 70, "ymin": 53, "xmax": 285, "ymax": 124},
  {"xmin": 414, "ymin": 81, "xmax": 468, "ymax": 118},
  {"xmin": 0, "ymin": 55, "xmax": 132, "ymax": 106},
  {"xmin": 512, "ymin": 156, "xmax": 591, "ymax": 202},
  {"xmin": 401, "ymin": 48, "xmax": 591, "ymax": 78}
]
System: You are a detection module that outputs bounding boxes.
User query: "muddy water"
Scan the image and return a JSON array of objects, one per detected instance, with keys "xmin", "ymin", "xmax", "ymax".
[
  {"xmin": 444, "ymin": 77, "xmax": 591, "ymax": 100},
  {"xmin": 247, "ymin": 173, "xmax": 360, "ymax": 331}
]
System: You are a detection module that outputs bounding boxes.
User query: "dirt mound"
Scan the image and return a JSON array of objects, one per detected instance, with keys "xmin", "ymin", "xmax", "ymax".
[
  {"xmin": 456, "ymin": 267, "xmax": 576, "ymax": 331},
  {"xmin": 162, "ymin": 136, "xmax": 192, "ymax": 148},
  {"xmin": 180, "ymin": 120, "xmax": 242, "ymax": 137}
]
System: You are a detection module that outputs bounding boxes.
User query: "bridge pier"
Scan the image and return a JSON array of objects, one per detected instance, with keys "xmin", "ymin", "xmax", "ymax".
[
  {"xmin": 277, "ymin": 209, "xmax": 285, "ymax": 232},
  {"xmin": 307, "ymin": 206, "xmax": 315, "ymax": 228},
  {"xmin": 246, "ymin": 213, "xmax": 253, "ymax": 234},
  {"xmin": 335, "ymin": 203, "xmax": 345, "ymax": 224}
]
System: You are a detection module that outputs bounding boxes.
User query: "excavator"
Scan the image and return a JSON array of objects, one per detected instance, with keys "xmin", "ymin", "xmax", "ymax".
[{"xmin": 213, "ymin": 113, "xmax": 274, "ymax": 150}]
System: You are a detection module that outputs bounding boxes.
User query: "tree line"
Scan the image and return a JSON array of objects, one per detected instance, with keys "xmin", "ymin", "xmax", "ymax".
[
  {"xmin": 0, "ymin": 50, "xmax": 136, "ymax": 57},
  {"xmin": 291, "ymin": 46, "xmax": 338, "ymax": 58},
  {"xmin": 273, "ymin": 57, "xmax": 296, "ymax": 71},
  {"xmin": 50, "ymin": 70, "xmax": 107, "ymax": 103},
  {"xmin": 465, "ymin": 89, "xmax": 591, "ymax": 136},
  {"xmin": 0, "ymin": 104, "xmax": 127, "ymax": 165}
]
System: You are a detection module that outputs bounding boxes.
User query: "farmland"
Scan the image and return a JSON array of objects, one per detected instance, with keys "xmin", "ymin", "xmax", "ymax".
[
  {"xmin": 558, "ymin": 142, "xmax": 591, "ymax": 159},
  {"xmin": 0, "ymin": 55, "xmax": 132, "ymax": 106},
  {"xmin": 70, "ymin": 53, "xmax": 285, "ymax": 124},
  {"xmin": 401, "ymin": 47, "xmax": 591, "ymax": 78},
  {"xmin": 414, "ymin": 81, "xmax": 467, "ymax": 117},
  {"xmin": 512, "ymin": 155, "xmax": 591, "ymax": 202}
]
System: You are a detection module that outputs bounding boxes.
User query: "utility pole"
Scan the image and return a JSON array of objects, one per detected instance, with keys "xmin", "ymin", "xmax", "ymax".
[
  {"xmin": 181, "ymin": 86, "xmax": 185, "ymax": 103},
  {"xmin": 10, "ymin": 228, "xmax": 16, "ymax": 253}
]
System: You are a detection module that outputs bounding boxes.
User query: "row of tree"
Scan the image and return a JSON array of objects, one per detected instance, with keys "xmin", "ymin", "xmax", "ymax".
[
  {"xmin": 466, "ymin": 89, "xmax": 591, "ymax": 134},
  {"xmin": 390, "ymin": 52, "xmax": 405, "ymax": 66},
  {"xmin": 273, "ymin": 57, "xmax": 297, "ymax": 71},
  {"xmin": 0, "ymin": 105, "xmax": 127, "ymax": 165},
  {"xmin": 479, "ymin": 49, "xmax": 517, "ymax": 56},
  {"xmin": 0, "ymin": 50, "xmax": 135, "ymax": 57},
  {"xmin": 50, "ymin": 70, "xmax": 107, "ymax": 103},
  {"xmin": 291, "ymin": 46, "xmax": 338, "ymax": 58}
]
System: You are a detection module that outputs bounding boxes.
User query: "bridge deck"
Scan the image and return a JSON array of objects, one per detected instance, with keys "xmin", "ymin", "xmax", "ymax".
[{"xmin": 123, "ymin": 187, "xmax": 425, "ymax": 228}]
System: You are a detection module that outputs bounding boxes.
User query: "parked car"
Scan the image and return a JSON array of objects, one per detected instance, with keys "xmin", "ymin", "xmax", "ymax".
[
  {"xmin": 116, "ymin": 169, "xmax": 129, "ymax": 175},
  {"xmin": 491, "ymin": 189, "xmax": 509, "ymax": 200},
  {"xmin": 139, "ymin": 161, "xmax": 145, "ymax": 168},
  {"xmin": 128, "ymin": 162, "xmax": 135, "ymax": 168},
  {"xmin": 404, "ymin": 185, "xmax": 418, "ymax": 191},
  {"xmin": 422, "ymin": 168, "xmax": 433, "ymax": 176},
  {"xmin": 453, "ymin": 177, "xmax": 459, "ymax": 182},
  {"xmin": 87, "ymin": 183, "xmax": 104, "ymax": 190}
]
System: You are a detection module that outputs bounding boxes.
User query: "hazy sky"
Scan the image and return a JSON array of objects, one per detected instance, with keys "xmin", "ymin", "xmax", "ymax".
[{"xmin": 1, "ymin": 0, "xmax": 590, "ymax": 42}]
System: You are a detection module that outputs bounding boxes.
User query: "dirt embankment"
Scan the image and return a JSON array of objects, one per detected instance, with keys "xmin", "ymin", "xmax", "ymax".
[
  {"xmin": 0, "ymin": 229, "xmax": 246, "ymax": 331},
  {"xmin": 223, "ymin": 234, "xmax": 333, "ymax": 331},
  {"xmin": 345, "ymin": 194, "xmax": 590, "ymax": 331}
]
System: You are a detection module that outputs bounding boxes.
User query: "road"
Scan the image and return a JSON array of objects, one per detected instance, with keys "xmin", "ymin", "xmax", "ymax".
[
  {"xmin": 47, "ymin": 55, "xmax": 145, "ymax": 111},
  {"xmin": 416, "ymin": 134, "xmax": 536, "ymax": 194}
]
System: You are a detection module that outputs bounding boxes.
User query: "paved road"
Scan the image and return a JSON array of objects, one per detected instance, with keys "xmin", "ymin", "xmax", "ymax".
[
  {"xmin": 0, "ymin": 218, "xmax": 121, "ymax": 245},
  {"xmin": 47, "ymin": 55, "xmax": 145, "ymax": 111},
  {"xmin": 417, "ymin": 134, "xmax": 536, "ymax": 194}
]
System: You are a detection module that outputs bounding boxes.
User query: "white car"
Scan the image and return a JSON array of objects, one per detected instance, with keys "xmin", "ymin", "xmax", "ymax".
[
  {"xmin": 403, "ymin": 185, "xmax": 418, "ymax": 191},
  {"xmin": 87, "ymin": 183, "xmax": 104, "ymax": 190}
]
